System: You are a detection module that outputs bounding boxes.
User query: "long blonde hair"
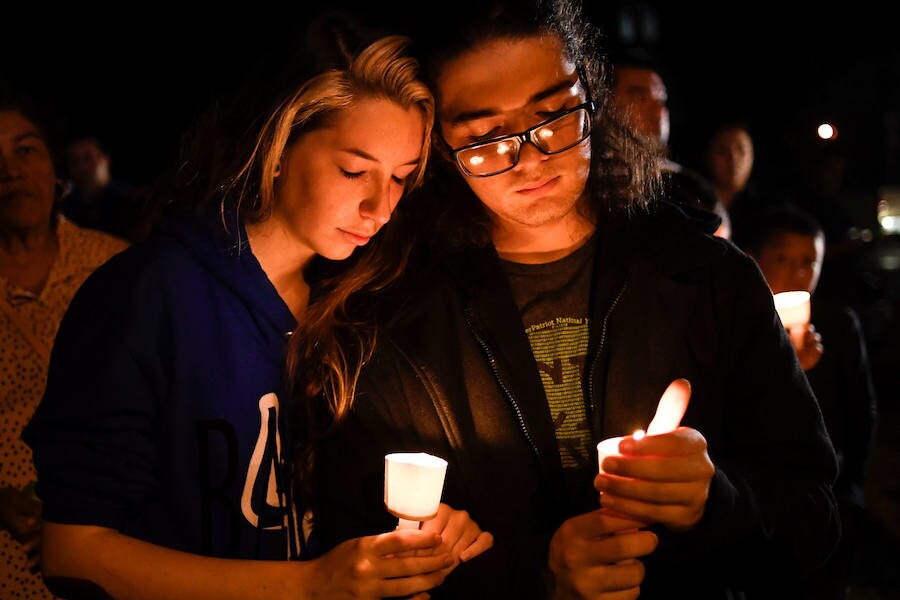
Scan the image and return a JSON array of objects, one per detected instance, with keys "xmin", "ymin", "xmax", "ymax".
[{"xmin": 268, "ymin": 34, "xmax": 434, "ymax": 503}]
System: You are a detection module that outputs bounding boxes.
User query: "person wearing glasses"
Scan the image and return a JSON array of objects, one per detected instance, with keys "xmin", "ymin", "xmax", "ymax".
[
  {"xmin": 305, "ymin": 0, "xmax": 840, "ymax": 598},
  {"xmin": 22, "ymin": 18, "xmax": 492, "ymax": 600}
]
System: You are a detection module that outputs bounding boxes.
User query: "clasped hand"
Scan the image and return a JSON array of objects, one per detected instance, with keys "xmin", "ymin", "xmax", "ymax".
[{"xmin": 308, "ymin": 503, "xmax": 492, "ymax": 600}]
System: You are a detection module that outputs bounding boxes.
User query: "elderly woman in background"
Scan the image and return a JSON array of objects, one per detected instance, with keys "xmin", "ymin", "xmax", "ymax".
[{"xmin": 0, "ymin": 85, "xmax": 128, "ymax": 597}]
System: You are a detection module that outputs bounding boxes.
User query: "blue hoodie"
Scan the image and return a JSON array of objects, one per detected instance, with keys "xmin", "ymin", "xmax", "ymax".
[{"xmin": 23, "ymin": 212, "xmax": 302, "ymax": 560}]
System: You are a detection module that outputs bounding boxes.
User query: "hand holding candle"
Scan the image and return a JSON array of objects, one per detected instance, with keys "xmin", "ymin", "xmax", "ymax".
[
  {"xmin": 773, "ymin": 290, "xmax": 824, "ymax": 370},
  {"xmin": 384, "ymin": 454, "xmax": 494, "ymax": 570},
  {"xmin": 419, "ymin": 503, "xmax": 495, "ymax": 568},
  {"xmin": 597, "ymin": 378, "xmax": 691, "ymax": 473},
  {"xmin": 561, "ymin": 378, "xmax": 685, "ymax": 598},
  {"xmin": 595, "ymin": 379, "xmax": 715, "ymax": 532},
  {"xmin": 384, "ymin": 452, "xmax": 448, "ymax": 530}
]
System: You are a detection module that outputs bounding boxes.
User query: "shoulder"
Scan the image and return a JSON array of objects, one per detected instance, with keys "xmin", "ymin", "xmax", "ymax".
[
  {"xmin": 664, "ymin": 165, "xmax": 719, "ymax": 212},
  {"xmin": 54, "ymin": 216, "xmax": 131, "ymax": 293},
  {"xmin": 812, "ymin": 297, "xmax": 866, "ymax": 337},
  {"xmin": 58, "ymin": 215, "xmax": 130, "ymax": 258},
  {"xmin": 66, "ymin": 219, "xmax": 205, "ymax": 308},
  {"xmin": 613, "ymin": 202, "xmax": 773, "ymax": 313},
  {"xmin": 620, "ymin": 201, "xmax": 746, "ymax": 269},
  {"xmin": 105, "ymin": 179, "xmax": 141, "ymax": 199}
]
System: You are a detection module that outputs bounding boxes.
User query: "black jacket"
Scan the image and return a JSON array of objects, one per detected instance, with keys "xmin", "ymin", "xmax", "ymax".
[{"xmin": 312, "ymin": 202, "xmax": 839, "ymax": 599}]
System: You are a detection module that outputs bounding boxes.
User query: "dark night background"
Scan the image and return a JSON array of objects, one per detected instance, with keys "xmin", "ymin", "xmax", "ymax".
[
  {"xmin": 4, "ymin": 1, "xmax": 900, "ymax": 593},
  {"xmin": 4, "ymin": 3, "xmax": 899, "ymax": 197}
]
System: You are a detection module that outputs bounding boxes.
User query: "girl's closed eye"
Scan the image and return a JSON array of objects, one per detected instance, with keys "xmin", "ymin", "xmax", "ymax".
[{"xmin": 391, "ymin": 164, "xmax": 418, "ymax": 185}]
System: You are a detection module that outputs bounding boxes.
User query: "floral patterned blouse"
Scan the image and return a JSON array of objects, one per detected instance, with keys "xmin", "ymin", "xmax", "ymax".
[{"xmin": 1, "ymin": 216, "xmax": 128, "ymax": 598}]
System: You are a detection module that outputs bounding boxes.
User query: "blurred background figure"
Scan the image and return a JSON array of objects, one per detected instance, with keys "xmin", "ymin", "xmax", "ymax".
[
  {"xmin": 748, "ymin": 204, "xmax": 879, "ymax": 599},
  {"xmin": 0, "ymin": 85, "xmax": 128, "ymax": 597},
  {"xmin": 62, "ymin": 135, "xmax": 151, "ymax": 243},
  {"xmin": 703, "ymin": 120, "xmax": 773, "ymax": 250},
  {"xmin": 608, "ymin": 50, "xmax": 727, "ymax": 237},
  {"xmin": 791, "ymin": 143, "xmax": 864, "ymax": 257},
  {"xmin": 786, "ymin": 142, "xmax": 881, "ymax": 313}
]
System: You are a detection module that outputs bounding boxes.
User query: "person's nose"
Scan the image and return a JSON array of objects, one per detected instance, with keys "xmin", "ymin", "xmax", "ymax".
[
  {"xmin": 791, "ymin": 263, "xmax": 812, "ymax": 291},
  {"xmin": 359, "ymin": 179, "xmax": 393, "ymax": 226},
  {"xmin": 513, "ymin": 138, "xmax": 547, "ymax": 171}
]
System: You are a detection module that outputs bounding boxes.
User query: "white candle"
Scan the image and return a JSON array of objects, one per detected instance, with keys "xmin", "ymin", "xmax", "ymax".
[
  {"xmin": 773, "ymin": 290, "xmax": 811, "ymax": 347},
  {"xmin": 384, "ymin": 452, "xmax": 448, "ymax": 529},
  {"xmin": 597, "ymin": 435, "xmax": 627, "ymax": 474}
]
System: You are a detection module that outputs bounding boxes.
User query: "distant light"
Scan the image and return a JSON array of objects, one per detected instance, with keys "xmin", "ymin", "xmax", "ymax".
[
  {"xmin": 817, "ymin": 123, "xmax": 837, "ymax": 140},
  {"xmin": 881, "ymin": 216, "xmax": 900, "ymax": 234},
  {"xmin": 878, "ymin": 253, "xmax": 900, "ymax": 270},
  {"xmin": 879, "ymin": 186, "xmax": 900, "ymax": 235}
]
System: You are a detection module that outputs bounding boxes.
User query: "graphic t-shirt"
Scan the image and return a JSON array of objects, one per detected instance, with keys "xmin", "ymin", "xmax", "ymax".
[
  {"xmin": 501, "ymin": 236, "xmax": 596, "ymax": 493},
  {"xmin": 1, "ymin": 216, "xmax": 127, "ymax": 599}
]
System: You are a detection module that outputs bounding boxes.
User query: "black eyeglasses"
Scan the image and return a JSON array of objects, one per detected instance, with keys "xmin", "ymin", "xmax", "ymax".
[{"xmin": 448, "ymin": 101, "xmax": 595, "ymax": 178}]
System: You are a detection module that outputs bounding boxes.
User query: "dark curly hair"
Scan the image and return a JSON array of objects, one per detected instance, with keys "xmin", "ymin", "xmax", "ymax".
[{"xmin": 401, "ymin": 0, "xmax": 664, "ymax": 251}]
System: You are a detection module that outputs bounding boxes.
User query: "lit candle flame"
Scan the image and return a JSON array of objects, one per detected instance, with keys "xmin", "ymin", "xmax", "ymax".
[
  {"xmin": 646, "ymin": 378, "xmax": 691, "ymax": 435},
  {"xmin": 597, "ymin": 379, "xmax": 691, "ymax": 475}
]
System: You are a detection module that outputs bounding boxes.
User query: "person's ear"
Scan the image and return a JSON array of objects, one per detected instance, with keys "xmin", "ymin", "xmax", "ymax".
[{"xmin": 274, "ymin": 162, "xmax": 282, "ymax": 178}]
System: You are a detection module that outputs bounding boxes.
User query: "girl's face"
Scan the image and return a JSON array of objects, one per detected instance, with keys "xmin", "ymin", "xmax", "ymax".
[{"xmin": 271, "ymin": 97, "xmax": 425, "ymax": 261}]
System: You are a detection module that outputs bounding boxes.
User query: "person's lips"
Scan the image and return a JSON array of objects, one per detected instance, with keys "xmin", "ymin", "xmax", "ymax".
[
  {"xmin": 340, "ymin": 229, "xmax": 374, "ymax": 246},
  {"xmin": 516, "ymin": 176, "xmax": 559, "ymax": 195}
]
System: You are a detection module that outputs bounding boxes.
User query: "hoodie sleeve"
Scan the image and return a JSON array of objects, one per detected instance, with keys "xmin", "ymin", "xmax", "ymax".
[{"xmin": 23, "ymin": 249, "xmax": 166, "ymax": 534}]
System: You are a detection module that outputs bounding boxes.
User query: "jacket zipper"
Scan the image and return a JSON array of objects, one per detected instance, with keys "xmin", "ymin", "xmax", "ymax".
[
  {"xmin": 588, "ymin": 280, "xmax": 629, "ymax": 425},
  {"xmin": 464, "ymin": 307, "xmax": 540, "ymax": 458}
]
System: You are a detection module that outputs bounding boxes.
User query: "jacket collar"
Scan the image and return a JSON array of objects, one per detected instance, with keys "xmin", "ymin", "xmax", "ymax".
[{"xmin": 438, "ymin": 200, "xmax": 728, "ymax": 287}]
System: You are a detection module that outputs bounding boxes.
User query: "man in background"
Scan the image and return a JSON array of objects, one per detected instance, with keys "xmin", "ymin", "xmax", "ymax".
[
  {"xmin": 609, "ymin": 50, "xmax": 729, "ymax": 238},
  {"xmin": 62, "ymin": 135, "xmax": 149, "ymax": 242}
]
